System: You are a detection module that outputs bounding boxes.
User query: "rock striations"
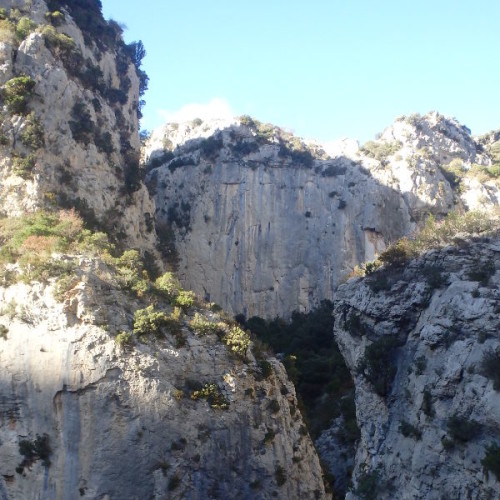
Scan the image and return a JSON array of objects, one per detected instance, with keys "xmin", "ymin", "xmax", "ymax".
[{"xmin": 145, "ymin": 113, "xmax": 500, "ymax": 318}]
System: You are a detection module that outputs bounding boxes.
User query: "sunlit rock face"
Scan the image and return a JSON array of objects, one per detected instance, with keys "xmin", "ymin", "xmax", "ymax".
[
  {"xmin": 334, "ymin": 235, "xmax": 500, "ymax": 499},
  {"xmin": 0, "ymin": 0, "xmax": 156, "ymax": 254},
  {"xmin": 145, "ymin": 112, "xmax": 500, "ymax": 318}
]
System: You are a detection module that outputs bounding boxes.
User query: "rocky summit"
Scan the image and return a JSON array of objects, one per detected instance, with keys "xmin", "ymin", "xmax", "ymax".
[{"xmin": 1, "ymin": 1, "xmax": 500, "ymax": 499}]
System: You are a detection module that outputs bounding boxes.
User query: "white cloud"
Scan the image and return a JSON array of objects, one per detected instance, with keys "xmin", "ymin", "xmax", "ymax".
[{"xmin": 157, "ymin": 98, "xmax": 234, "ymax": 123}]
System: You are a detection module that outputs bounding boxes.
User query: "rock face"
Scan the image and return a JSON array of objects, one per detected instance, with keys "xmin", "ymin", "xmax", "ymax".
[
  {"xmin": 145, "ymin": 113, "xmax": 500, "ymax": 318},
  {"xmin": 0, "ymin": 2, "xmax": 328, "ymax": 499},
  {"xmin": 333, "ymin": 235, "xmax": 500, "ymax": 498},
  {"xmin": 0, "ymin": 0, "xmax": 156, "ymax": 253},
  {"xmin": 0, "ymin": 261, "xmax": 326, "ymax": 499}
]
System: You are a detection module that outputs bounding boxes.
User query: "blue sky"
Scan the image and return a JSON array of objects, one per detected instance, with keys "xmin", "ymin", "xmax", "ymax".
[{"xmin": 101, "ymin": 1, "xmax": 500, "ymax": 143}]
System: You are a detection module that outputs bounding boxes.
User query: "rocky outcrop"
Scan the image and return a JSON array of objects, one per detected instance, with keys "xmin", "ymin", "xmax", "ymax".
[
  {"xmin": 333, "ymin": 234, "xmax": 500, "ymax": 498},
  {"xmin": 145, "ymin": 113, "xmax": 500, "ymax": 318},
  {"xmin": 0, "ymin": 259, "xmax": 327, "ymax": 499},
  {"xmin": 0, "ymin": 0, "xmax": 156, "ymax": 253}
]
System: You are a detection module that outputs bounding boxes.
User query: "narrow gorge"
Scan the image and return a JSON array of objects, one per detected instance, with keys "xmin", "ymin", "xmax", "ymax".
[{"xmin": 0, "ymin": 1, "xmax": 500, "ymax": 499}]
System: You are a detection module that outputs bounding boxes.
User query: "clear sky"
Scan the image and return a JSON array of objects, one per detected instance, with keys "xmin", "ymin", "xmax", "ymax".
[{"xmin": 101, "ymin": 0, "xmax": 500, "ymax": 144}]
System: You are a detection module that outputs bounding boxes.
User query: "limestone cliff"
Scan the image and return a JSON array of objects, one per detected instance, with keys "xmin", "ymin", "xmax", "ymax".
[
  {"xmin": 0, "ymin": 1, "xmax": 328, "ymax": 498},
  {"xmin": 145, "ymin": 113, "xmax": 500, "ymax": 318},
  {"xmin": 333, "ymin": 231, "xmax": 500, "ymax": 498},
  {"xmin": 0, "ymin": 256, "xmax": 326, "ymax": 499},
  {"xmin": 0, "ymin": 0, "xmax": 156, "ymax": 252}
]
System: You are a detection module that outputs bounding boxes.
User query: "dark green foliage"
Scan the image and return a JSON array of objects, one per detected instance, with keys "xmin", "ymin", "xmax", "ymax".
[
  {"xmin": 440, "ymin": 165, "xmax": 461, "ymax": 189},
  {"xmin": 200, "ymin": 135, "xmax": 223, "ymax": 160},
  {"xmin": 94, "ymin": 130, "xmax": 114, "ymax": 155},
  {"xmin": 414, "ymin": 355, "xmax": 427, "ymax": 376},
  {"xmin": 359, "ymin": 336, "xmax": 399, "ymax": 397},
  {"xmin": 322, "ymin": 164, "xmax": 347, "ymax": 177},
  {"xmin": 345, "ymin": 312, "xmax": 366, "ymax": 337},
  {"xmin": 168, "ymin": 156, "xmax": 197, "ymax": 173},
  {"xmin": 20, "ymin": 113, "xmax": 44, "ymax": 149},
  {"xmin": 229, "ymin": 138, "xmax": 259, "ymax": 156},
  {"xmin": 468, "ymin": 260, "xmax": 495, "ymax": 286},
  {"xmin": 480, "ymin": 349, "xmax": 500, "ymax": 390},
  {"xmin": 259, "ymin": 359, "xmax": 273, "ymax": 378},
  {"xmin": 106, "ymin": 87, "xmax": 128, "ymax": 105},
  {"xmin": 0, "ymin": 324, "xmax": 7, "ymax": 339},
  {"xmin": 447, "ymin": 414, "xmax": 480, "ymax": 442},
  {"xmin": 264, "ymin": 429, "xmax": 276, "ymax": 444},
  {"xmin": 18, "ymin": 433, "xmax": 51, "ymax": 471},
  {"xmin": 423, "ymin": 265, "xmax": 446, "ymax": 289},
  {"xmin": 2, "ymin": 75, "xmax": 36, "ymax": 114},
  {"xmin": 399, "ymin": 420, "xmax": 422, "ymax": 440},
  {"xmin": 167, "ymin": 202, "xmax": 191, "ymax": 231},
  {"xmin": 269, "ymin": 399, "xmax": 280, "ymax": 413},
  {"xmin": 482, "ymin": 443, "xmax": 500, "ymax": 481},
  {"xmin": 168, "ymin": 475, "xmax": 181, "ymax": 491},
  {"xmin": 69, "ymin": 101, "xmax": 95, "ymax": 145},
  {"xmin": 275, "ymin": 465, "xmax": 287, "ymax": 486},
  {"xmin": 353, "ymin": 467, "xmax": 382, "ymax": 499},
  {"xmin": 279, "ymin": 143, "xmax": 314, "ymax": 167},
  {"xmin": 422, "ymin": 387, "xmax": 434, "ymax": 417},
  {"xmin": 367, "ymin": 273, "xmax": 390, "ymax": 293},
  {"xmin": 245, "ymin": 301, "xmax": 356, "ymax": 439}
]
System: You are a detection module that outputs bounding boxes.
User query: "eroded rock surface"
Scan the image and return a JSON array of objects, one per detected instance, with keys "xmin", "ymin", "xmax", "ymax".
[
  {"xmin": 334, "ymin": 235, "xmax": 500, "ymax": 498},
  {"xmin": 146, "ymin": 113, "xmax": 500, "ymax": 318}
]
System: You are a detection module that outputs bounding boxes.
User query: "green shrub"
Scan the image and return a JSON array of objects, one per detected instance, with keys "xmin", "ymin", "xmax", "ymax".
[
  {"xmin": 0, "ymin": 324, "xmax": 8, "ymax": 339},
  {"xmin": 379, "ymin": 211, "xmax": 499, "ymax": 269},
  {"xmin": 447, "ymin": 414, "xmax": 480, "ymax": 442},
  {"xmin": 258, "ymin": 359, "xmax": 273, "ymax": 378},
  {"xmin": 69, "ymin": 100, "xmax": 95, "ymax": 144},
  {"xmin": 167, "ymin": 475, "xmax": 181, "ymax": 491},
  {"xmin": 264, "ymin": 429, "xmax": 276, "ymax": 444},
  {"xmin": 365, "ymin": 260, "xmax": 382, "ymax": 275},
  {"xmin": 482, "ymin": 443, "xmax": 500, "ymax": 481},
  {"xmin": 414, "ymin": 355, "xmax": 427, "ymax": 376},
  {"xmin": 115, "ymin": 331, "xmax": 133, "ymax": 347},
  {"xmin": 15, "ymin": 17, "xmax": 36, "ymax": 41},
  {"xmin": 133, "ymin": 306, "xmax": 168, "ymax": 337},
  {"xmin": 42, "ymin": 24, "xmax": 75, "ymax": 53},
  {"xmin": 353, "ymin": 467, "xmax": 381, "ymax": 500},
  {"xmin": 115, "ymin": 249, "xmax": 149, "ymax": 297},
  {"xmin": 154, "ymin": 272, "xmax": 181, "ymax": 300},
  {"xmin": 468, "ymin": 260, "xmax": 495, "ymax": 286},
  {"xmin": 399, "ymin": 420, "xmax": 422, "ymax": 440},
  {"xmin": 379, "ymin": 237, "xmax": 416, "ymax": 267},
  {"xmin": 360, "ymin": 140, "xmax": 402, "ymax": 161},
  {"xmin": 275, "ymin": 465, "xmax": 287, "ymax": 486},
  {"xmin": 18, "ymin": 433, "xmax": 51, "ymax": 470},
  {"xmin": 189, "ymin": 313, "xmax": 222, "ymax": 335},
  {"xmin": 191, "ymin": 383, "xmax": 229, "ymax": 409},
  {"xmin": 422, "ymin": 387, "xmax": 434, "ymax": 417},
  {"xmin": 45, "ymin": 10, "xmax": 65, "ymax": 26},
  {"xmin": 12, "ymin": 154, "xmax": 36, "ymax": 179},
  {"xmin": 2, "ymin": 75, "xmax": 36, "ymax": 114},
  {"xmin": 223, "ymin": 325, "xmax": 250, "ymax": 359},
  {"xmin": 480, "ymin": 349, "xmax": 500, "ymax": 390},
  {"xmin": 359, "ymin": 336, "xmax": 399, "ymax": 397},
  {"xmin": 173, "ymin": 290, "xmax": 195, "ymax": 310},
  {"xmin": 20, "ymin": 112, "xmax": 44, "ymax": 149},
  {"xmin": 269, "ymin": 399, "xmax": 280, "ymax": 414}
]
